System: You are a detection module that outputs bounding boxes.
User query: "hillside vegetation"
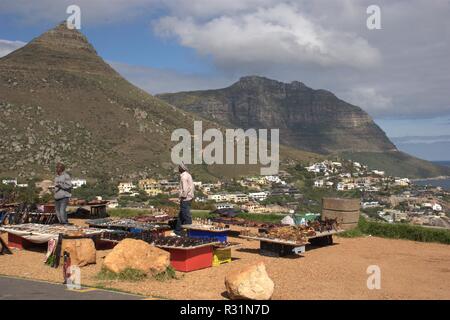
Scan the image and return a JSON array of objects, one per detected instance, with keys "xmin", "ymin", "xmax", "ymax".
[{"xmin": 340, "ymin": 151, "xmax": 450, "ymax": 178}]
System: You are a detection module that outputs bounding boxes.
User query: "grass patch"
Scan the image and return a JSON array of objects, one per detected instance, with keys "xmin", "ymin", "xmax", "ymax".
[
  {"xmin": 192, "ymin": 210, "xmax": 283, "ymax": 224},
  {"xmin": 108, "ymin": 208, "xmax": 153, "ymax": 218},
  {"xmin": 236, "ymin": 213, "xmax": 283, "ymax": 224},
  {"xmin": 96, "ymin": 268, "xmax": 147, "ymax": 282},
  {"xmin": 340, "ymin": 150, "xmax": 450, "ymax": 178},
  {"xmin": 96, "ymin": 266, "xmax": 179, "ymax": 282},
  {"xmin": 339, "ymin": 227, "xmax": 365, "ymax": 238},
  {"xmin": 191, "ymin": 210, "xmax": 211, "ymax": 219},
  {"xmin": 154, "ymin": 266, "xmax": 177, "ymax": 282},
  {"xmin": 339, "ymin": 216, "xmax": 450, "ymax": 244}
]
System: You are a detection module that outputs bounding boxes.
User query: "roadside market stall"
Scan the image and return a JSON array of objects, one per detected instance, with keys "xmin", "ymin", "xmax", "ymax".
[
  {"xmin": 0, "ymin": 223, "xmax": 112, "ymax": 249},
  {"xmin": 239, "ymin": 219, "xmax": 342, "ymax": 257},
  {"xmin": 86, "ymin": 217, "xmax": 171, "ymax": 235}
]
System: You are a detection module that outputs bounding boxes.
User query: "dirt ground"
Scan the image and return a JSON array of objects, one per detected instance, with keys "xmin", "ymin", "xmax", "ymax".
[{"xmin": 1, "ymin": 225, "xmax": 450, "ymax": 300}]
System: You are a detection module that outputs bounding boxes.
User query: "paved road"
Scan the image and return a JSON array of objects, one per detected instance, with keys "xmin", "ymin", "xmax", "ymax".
[{"xmin": 0, "ymin": 276, "xmax": 145, "ymax": 300}]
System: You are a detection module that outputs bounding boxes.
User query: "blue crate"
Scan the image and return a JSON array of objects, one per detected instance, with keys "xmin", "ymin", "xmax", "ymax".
[
  {"xmin": 129, "ymin": 227, "xmax": 144, "ymax": 234},
  {"xmin": 187, "ymin": 229, "xmax": 228, "ymax": 242},
  {"xmin": 0, "ymin": 211, "xmax": 6, "ymax": 224}
]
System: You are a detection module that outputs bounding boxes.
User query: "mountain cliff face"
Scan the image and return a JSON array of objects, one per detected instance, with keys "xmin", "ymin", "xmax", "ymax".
[
  {"xmin": 0, "ymin": 24, "xmax": 318, "ymax": 180},
  {"xmin": 158, "ymin": 76, "xmax": 396, "ymax": 154},
  {"xmin": 0, "ymin": 23, "xmax": 201, "ymax": 179}
]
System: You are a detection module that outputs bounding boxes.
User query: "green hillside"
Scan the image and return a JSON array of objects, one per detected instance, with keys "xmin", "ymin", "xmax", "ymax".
[{"xmin": 340, "ymin": 151, "xmax": 450, "ymax": 178}]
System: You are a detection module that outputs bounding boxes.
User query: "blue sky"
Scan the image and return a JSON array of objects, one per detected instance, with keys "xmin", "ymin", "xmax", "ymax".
[
  {"xmin": 0, "ymin": 0, "xmax": 449, "ymax": 160},
  {"xmin": 0, "ymin": 10, "xmax": 212, "ymax": 73}
]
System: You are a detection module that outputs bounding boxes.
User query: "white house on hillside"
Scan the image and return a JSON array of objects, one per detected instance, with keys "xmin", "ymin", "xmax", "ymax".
[
  {"xmin": 314, "ymin": 180, "xmax": 324, "ymax": 188},
  {"xmin": 72, "ymin": 178, "xmax": 87, "ymax": 189},
  {"xmin": 118, "ymin": 182, "xmax": 136, "ymax": 194},
  {"xmin": 2, "ymin": 179, "xmax": 17, "ymax": 186},
  {"xmin": 216, "ymin": 203, "xmax": 234, "ymax": 210},
  {"xmin": 248, "ymin": 191, "xmax": 268, "ymax": 201}
]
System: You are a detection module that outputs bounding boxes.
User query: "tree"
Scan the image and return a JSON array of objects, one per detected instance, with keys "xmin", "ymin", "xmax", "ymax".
[
  {"xmin": 72, "ymin": 180, "xmax": 118, "ymax": 201},
  {"xmin": 0, "ymin": 180, "xmax": 44, "ymax": 204},
  {"xmin": 0, "ymin": 183, "xmax": 15, "ymax": 202},
  {"xmin": 16, "ymin": 183, "xmax": 41, "ymax": 204}
]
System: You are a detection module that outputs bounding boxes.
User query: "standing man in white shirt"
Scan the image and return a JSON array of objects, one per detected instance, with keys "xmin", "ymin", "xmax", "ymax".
[{"xmin": 173, "ymin": 163, "xmax": 194, "ymax": 236}]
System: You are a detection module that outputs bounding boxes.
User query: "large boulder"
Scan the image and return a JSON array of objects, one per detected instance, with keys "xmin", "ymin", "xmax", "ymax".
[
  {"xmin": 103, "ymin": 238, "xmax": 170, "ymax": 274},
  {"xmin": 225, "ymin": 262, "xmax": 274, "ymax": 300},
  {"xmin": 61, "ymin": 238, "xmax": 96, "ymax": 267}
]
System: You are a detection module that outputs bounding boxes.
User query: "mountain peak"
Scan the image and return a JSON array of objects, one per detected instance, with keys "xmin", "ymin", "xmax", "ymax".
[
  {"xmin": 236, "ymin": 75, "xmax": 280, "ymax": 86},
  {"xmin": 238, "ymin": 75, "xmax": 272, "ymax": 82},
  {"xmin": 30, "ymin": 21, "xmax": 96, "ymax": 53},
  {"xmin": 0, "ymin": 22, "xmax": 202, "ymax": 179},
  {"xmin": 0, "ymin": 22, "xmax": 114, "ymax": 75},
  {"xmin": 235, "ymin": 76, "xmax": 308, "ymax": 90},
  {"xmin": 290, "ymin": 80, "xmax": 306, "ymax": 88}
]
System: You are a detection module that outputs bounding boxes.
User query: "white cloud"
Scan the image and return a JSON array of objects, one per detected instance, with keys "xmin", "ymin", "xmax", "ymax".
[
  {"xmin": 0, "ymin": 0, "xmax": 161, "ymax": 24},
  {"xmin": 162, "ymin": 0, "xmax": 278, "ymax": 18},
  {"xmin": 1, "ymin": 0, "xmax": 450, "ymax": 119},
  {"xmin": 110, "ymin": 61, "xmax": 233, "ymax": 94},
  {"xmin": 154, "ymin": 3, "xmax": 381, "ymax": 70},
  {"xmin": 342, "ymin": 87, "xmax": 393, "ymax": 112},
  {"xmin": 0, "ymin": 40, "xmax": 26, "ymax": 58}
]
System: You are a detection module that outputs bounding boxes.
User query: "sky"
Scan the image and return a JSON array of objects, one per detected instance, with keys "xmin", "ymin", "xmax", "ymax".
[{"xmin": 0, "ymin": 0, "xmax": 449, "ymax": 160}]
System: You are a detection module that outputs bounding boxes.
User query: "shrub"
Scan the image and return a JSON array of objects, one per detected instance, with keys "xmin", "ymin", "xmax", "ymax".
[
  {"xmin": 340, "ymin": 216, "xmax": 450, "ymax": 244},
  {"xmin": 154, "ymin": 266, "xmax": 177, "ymax": 281},
  {"xmin": 96, "ymin": 268, "xmax": 147, "ymax": 281}
]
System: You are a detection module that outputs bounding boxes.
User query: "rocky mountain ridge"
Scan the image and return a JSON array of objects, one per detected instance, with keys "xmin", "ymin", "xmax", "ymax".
[{"xmin": 158, "ymin": 75, "xmax": 396, "ymax": 154}]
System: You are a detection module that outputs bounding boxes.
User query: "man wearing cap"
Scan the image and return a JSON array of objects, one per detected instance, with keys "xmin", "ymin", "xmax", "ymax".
[{"xmin": 173, "ymin": 163, "xmax": 194, "ymax": 236}]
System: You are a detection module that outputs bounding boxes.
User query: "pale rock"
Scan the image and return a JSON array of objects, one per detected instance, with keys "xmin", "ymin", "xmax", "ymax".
[
  {"xmin": 225, "ymin": 262, "xmax": 274, "ymax": 300},
  {"xmin": 61, "ymin": 238, "xmax": 96, "ymax": 267},
  {"xmin": 103, "ymin": 238, "xmax": 170, "ymax": 275}
]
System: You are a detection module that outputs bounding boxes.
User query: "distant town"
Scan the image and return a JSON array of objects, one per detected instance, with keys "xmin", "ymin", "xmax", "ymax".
[{"xmin": 2, "ymin": 158, "xmax": 449, "ymax": 229}]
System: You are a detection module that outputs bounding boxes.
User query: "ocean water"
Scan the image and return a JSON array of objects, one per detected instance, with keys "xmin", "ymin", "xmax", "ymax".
[
  {"xmin": 414, "ymin": 161, "xmax": 450, "ymax": 190},
  {"xmin": 414, "ymin": 178, "xmax": 450, "ymax": 191},
  {"xmin": 433, "ymin": 161, "xmax": 450, "ymax": 167}
]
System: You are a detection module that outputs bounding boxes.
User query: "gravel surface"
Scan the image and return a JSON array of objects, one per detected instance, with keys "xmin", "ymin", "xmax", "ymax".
[{"xmin": 1, "ymin": 227, "xmax": 450, "ymax": 300}]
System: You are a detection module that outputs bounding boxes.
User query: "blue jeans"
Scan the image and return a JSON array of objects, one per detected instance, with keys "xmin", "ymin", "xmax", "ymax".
[
  {"xmin": 175, "ymin": 200, "xmax": 192, "ymax": 235},
  {"xmin": 55, "ymin": 197, "xmax": 69, "ymax": 224}
]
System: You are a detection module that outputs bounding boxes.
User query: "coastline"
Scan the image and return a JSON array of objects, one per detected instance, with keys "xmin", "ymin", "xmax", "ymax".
[{"xmin": 411, "ymin": 176, "xmax": 450, "ymax": 182}]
